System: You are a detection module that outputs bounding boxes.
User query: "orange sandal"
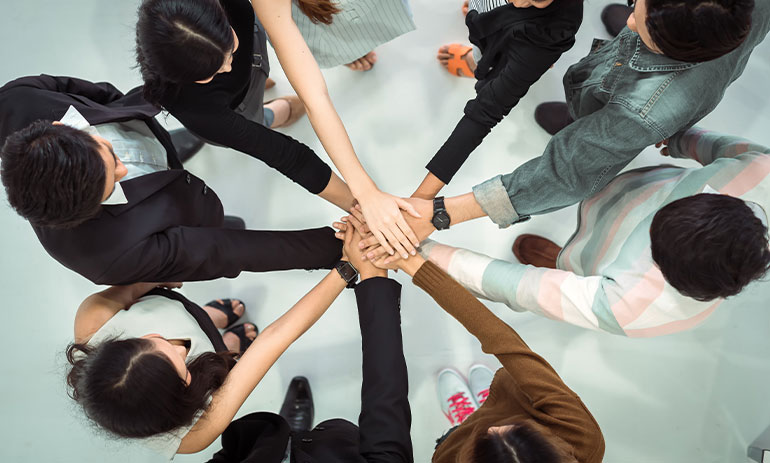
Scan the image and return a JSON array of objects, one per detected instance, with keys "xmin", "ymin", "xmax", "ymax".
[
  {"xmin": 462, "ymin": 0, "xmax": 469, "ymax": 16},
  {"xmin": 442, "ymin": 44, "xmax": 475, "ymax": 78}
]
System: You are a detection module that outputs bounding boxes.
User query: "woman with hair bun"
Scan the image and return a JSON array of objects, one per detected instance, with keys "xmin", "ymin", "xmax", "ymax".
[{"xmin": 136, "ymin": 0, "xmax": 422, "ymax": 262}]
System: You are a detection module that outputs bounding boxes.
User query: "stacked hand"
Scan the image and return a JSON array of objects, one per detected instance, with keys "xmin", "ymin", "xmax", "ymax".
[
  {"xmin": 354, "ymin": 189, "xmax": 423, "ymax": 260},
  {"xmin": 334, "ymin": 210, "xmax": 428, "ymax": 274},
  {"xmin": 337, "ymin": 213, "xmax": 386, "ymax": 280},
  {"xmin": 349, "ymin": 197, "xmax": 436, "ymax": 264}
]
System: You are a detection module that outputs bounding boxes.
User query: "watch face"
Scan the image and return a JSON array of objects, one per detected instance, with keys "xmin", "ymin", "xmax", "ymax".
[
  {"xmin": 432, "ymin": 213, "xmax": 451, "ymax": 230},
  {"xmin": 336, "ymin": 261, "xmax": 358, "ymax": 282}
]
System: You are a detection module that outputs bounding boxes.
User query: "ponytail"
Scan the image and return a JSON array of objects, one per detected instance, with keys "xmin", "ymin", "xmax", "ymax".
[{"xmin": 296, "ymin": 0, "xmax": 341, "ymax": 25}]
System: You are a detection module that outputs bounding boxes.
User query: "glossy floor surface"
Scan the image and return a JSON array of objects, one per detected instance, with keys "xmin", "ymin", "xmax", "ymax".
[{"xmin": 1, "ymin": 1, "xmax": 769, "ymax": 462}]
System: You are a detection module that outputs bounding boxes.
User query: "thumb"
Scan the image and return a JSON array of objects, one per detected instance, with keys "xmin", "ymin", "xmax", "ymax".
[{"xmin": 396, "ymin": 197, "xmax": 421, "ymax": 218}]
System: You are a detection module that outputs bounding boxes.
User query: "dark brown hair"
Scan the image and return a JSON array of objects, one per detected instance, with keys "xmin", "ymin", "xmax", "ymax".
[
  {"xmin": 66, "ymin": 339, "xmax": 236, "ymax": 438},
  {"xmin": 297, "ymin": 0, "xmax": 341, "ymax": 25},
  {"xmin": 472, "ymin": 422, "xmax": 569, "ymax": 463},
  {"xmin": 650, "ymin": 193, "xmax": 770, "ymax": 301}
]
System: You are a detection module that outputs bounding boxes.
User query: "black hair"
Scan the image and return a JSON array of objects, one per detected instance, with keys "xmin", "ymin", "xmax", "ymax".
[
  {"xmin": 135, "ymin": 0, "xmax": 236, "ymax": 106},
  {"xmin": 472, "ymin": 422, "xmax": 567, "ymax": 463},
  {"xmin": 0, "ymin": 121, "xmax": 106, "ymax": 229},
  {"xmin": 644, "ymin": 0, "xmax": 754, "ymax": 62},
  {"xmin": 650, "ymin": 193, "xmax": 770, "ymax": 301},
  {"xmin": 66, "ymin": 339, "xmax": 236, "ymax": 438}
]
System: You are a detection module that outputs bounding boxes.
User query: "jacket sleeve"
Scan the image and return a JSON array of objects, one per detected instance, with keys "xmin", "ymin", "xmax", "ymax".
[
  {"xmin": 427, "ymin": 30, "xmax": 574, "ymax": 184},
  {"xmin": 2, "ymin": 74, "xmax": 125, "ymax": 105},
  {"xmin": 412, "ymin": 261, "xmax": 604, "ymax": 462},
  {"xmin": 489, "ymin": 102, "xmax": 663, "ymax": 223},
  {"xmin": 171, "ymin": 101, "xmax": 333, "ymax": 194},
  {"xmin": 668, "ymin": 127, "xmax": 770, "ymax": 165},
  {"xmin": 93, "ymin": 226, "xmax": 342, "ymax": 285},
  {"xmin": 355, "ymin": 278, "xmax": 413, "ymax": 463}
]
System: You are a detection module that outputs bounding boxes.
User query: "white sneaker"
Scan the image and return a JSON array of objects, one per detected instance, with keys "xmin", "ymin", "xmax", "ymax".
[
  {"xmin": 468, "ymin": 364, "xmax": 494, "ymax": 407},
  {"xmin": 437, "ymin": 368, "xmax": 478, "ymax": 426}
]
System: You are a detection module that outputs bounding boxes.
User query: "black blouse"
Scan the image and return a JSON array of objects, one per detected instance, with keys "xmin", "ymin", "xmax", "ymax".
[
  {"xmin": 161, "ymin": 0, "xmax": 332, "ymax": 194},
  {"xmin": 426, "ymin": 0, "xmax": 584, "ymax": 185}
]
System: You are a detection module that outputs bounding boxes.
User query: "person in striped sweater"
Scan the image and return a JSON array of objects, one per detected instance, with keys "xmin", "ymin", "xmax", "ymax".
[{"xmin": 359, "ymin": 128, "xmax": 770, "ymax": 337}]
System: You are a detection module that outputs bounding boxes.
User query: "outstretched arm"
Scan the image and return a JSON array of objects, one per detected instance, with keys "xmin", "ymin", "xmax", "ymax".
[
  {"xmin": 666, "ymin": 127, "xmax": 770, "ymax": 165},
  {"xmin": 74, "ymin": 282, "xmax": 182, "ymax": 342},
  {"xmin": 178, "ymin": 219, "xmax": 365, "ymax": 454},
  {"xmin": 251, "ymin": 0, "xmax": 420, "ymax": 259}
]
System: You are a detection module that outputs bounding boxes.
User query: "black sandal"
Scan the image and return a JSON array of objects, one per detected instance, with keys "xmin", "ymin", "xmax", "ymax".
[
  {"xmin": 225, "ymin": 323, "xmax": 258, "ymax": 354},
  {"xmin": 204, "ymin": 299, "xmax": 245, "ymax": 329}
]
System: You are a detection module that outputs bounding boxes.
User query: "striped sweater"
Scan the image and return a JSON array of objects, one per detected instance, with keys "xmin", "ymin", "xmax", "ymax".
[
  {"xmin": 291, "ymin": 0, "xmax": 415, "ymax": 68},
  {"xmin": 421, "ymin": 129, "xmax": 770, "ymax": 337}
]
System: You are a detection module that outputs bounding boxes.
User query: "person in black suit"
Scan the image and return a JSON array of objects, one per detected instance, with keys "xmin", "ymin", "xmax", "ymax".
[
  {"xmin": 0, "ymin": 74, "xmax": 341, "ymax": 285},
  {"xmin": 205, "ymin": 215, "xmax": 413, "ymax": 463}
]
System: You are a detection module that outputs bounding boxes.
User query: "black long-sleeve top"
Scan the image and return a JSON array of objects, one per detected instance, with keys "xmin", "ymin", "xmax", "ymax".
[
  {"xmin": 160, "ymin": 0, "xmax": 332, "ymax": 194},
  {"xmin": 426, "ymin": 0, "xmax": 583, "ymax": 184}
]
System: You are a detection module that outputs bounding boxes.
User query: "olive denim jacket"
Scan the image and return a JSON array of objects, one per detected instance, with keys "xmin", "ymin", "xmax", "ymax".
[{"xmin": 473, "ymin": 0, "xmax": 770, "ymax": 227}]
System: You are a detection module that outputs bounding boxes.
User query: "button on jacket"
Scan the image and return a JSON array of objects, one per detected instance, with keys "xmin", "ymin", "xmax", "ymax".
[
  {"xmin": 0, "ymin": 75, "xmax": 341, "ymax": 285},
  {"xmin": 473, "ymin": 0, "xmax": 770, "ymax": 227}
]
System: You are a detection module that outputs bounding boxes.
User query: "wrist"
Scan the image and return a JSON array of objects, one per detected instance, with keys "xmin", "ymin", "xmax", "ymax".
[
  {"xmin": 445, "ymin": 192, "xmax": 486, "ymax": 226},
  {"xmin": 350, "ymin": 179, "xmax": 378, "ymax": 199},
  {"xmin": 399, "ymin": 255, "xmax": 426, "ymax": 277},
  {"xmin": 359, "ymin": 268, "xmax": 387, "ymax": 281}
]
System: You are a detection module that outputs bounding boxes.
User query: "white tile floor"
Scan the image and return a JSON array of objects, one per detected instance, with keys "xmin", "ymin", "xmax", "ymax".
[{"xmin": 0, "ymin": 1, "xmax": 769, "ymax": 462}]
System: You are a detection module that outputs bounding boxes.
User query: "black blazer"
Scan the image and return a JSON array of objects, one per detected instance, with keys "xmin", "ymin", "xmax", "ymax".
[
  {"xmin": 0, "ymin": 75, "xmax": 341, "ymax": 285},
  {"xmin": 208, "ymin": 278, "xmax": 413, "ymax": 463}
]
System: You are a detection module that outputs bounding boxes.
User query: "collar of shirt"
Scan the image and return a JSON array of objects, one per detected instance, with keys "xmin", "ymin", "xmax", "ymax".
[
  {"xmin": 59, "ymin": 106, "xmax": 130, "ymax": 206},
  {"xmin": 101, "ymin": 181, "xmax": 129, "ymax": 206}
]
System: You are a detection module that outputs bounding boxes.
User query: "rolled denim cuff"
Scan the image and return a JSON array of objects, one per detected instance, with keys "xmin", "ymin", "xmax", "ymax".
[{"xmin": 472, "ymin": 175, "xmax": 520, "ymax": 228}]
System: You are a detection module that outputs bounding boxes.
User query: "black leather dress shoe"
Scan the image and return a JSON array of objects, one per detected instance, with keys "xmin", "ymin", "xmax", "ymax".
[
  {"xmin": 601, "ymin": 4, "xmax": 634, "ymax": 37},
  {"xmin": 279, "ymin": 376, "xmax": 314, "ymax": 433},
  {"xmin": 534, "ymin": 102, "xmax": 574, "ymax": 136},
  {"xmin": 169, "ymin": 128, "xmax": 205, "ymax": 164}
]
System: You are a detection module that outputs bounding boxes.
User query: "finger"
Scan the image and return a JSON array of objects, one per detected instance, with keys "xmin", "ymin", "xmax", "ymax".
[
  {"xmin": 332, "ymin": 221, "xmax": 348, "ymax": 231},
  {"xmin": 343, "ymin": 217, "xmax": 353, "ymax": 244},
  {"xmin": 366, "ymin": 245, "xmax": 390, "ymax": 262},
  {"xmin": 396, "ymin": 216, "xmax": 419, "ymax": 253},
  {"xmin": 382, "ymin": 227, "xmax": 410, "ymax": 259},
  {"xmin": 347, "ymin": 214, "xmax": 367, "ymax": 232},
  {"xmin": 358, "ymin": 234, "xmax": 380, "ymax": 250},
  {"xmin": 661, "ymin": 147, "xmax": 670, "ymax": 156},
  {"xmin": 372, "ymin": 228, "xmax": 394, "ymax": 256},
  {"xmin": 395, "ymin": 197, "xmax": 422, "ymax": 218},
  {"xmin": 335, "ymin": 231, "xmax": 345, "ymax": 240},
  {"xmin": 655, "ymin": 142, "xmax": 662, "ymax": 148},
  {"xmin": 350, "ymin": 206, "xmax": 367, "ymax": 224}
]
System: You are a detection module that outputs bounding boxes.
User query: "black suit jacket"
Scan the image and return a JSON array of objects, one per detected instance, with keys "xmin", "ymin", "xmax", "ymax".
[
  {"xmin": 208, "ymin": 278, "xmax": 413, "ymax": 463},
  {"xmin": 0, "ymin": 75, "xmax": 341, "ymax": 284}
]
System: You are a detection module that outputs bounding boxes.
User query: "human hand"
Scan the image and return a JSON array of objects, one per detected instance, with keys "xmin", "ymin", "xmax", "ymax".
[
  {"xmin": 356, "ymin": 189, "xmax": 421, "ymax": 260},
  {"xmin": 372, "ymin": 253, "xmax": 426, "ymax": 277},
  {"xmin": 357, "ymin": 197, "xmax": 435, "ymax": 263},
  {"xmin": 655, "ymin": 139, "xmax": 670, "ymax": 156},
  {"xmin": 334, "ymin": 216, "xmax": 386, "ymax": 280}
]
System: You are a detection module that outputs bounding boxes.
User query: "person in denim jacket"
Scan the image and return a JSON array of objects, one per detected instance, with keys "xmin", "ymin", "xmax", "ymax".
[{"xmin": 473, "ymin": 0, "xmax": 768, "ymax": 228}]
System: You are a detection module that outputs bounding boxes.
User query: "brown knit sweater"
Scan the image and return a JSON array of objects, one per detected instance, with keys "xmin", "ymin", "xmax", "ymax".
[{"xmin": 413, "ymin": 261, "xmax": 605, "ymax": 463}]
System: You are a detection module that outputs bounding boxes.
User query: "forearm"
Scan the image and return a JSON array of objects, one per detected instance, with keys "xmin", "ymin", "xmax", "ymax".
[
  {"xmin": 424, "ymin": 115, "xmax": 492, "ymax": 186},
  {"xmin": 356, "ymin": 278, "xmax": 412, "ymax": 462},
  {"xmin": 445, "ymin": 192, "xmax": 487, "ymax": 226},
  {"xmin": 256, "ymin": 0, "xmax": 376, "ymax": 195},
  {"xmin": 318, "ymin": 171, "xmax": 357, "ymax": 211},
  {"xmin": 181, "ymin": 270, "xmax": 347, "ymax": 453},
  {"xmin": 669, "ymin": 127, "xmax": 770, "ymax": 164},
  {"xmin": 412, "ymin": 173, "xmax": 445, "ymax": 200}
]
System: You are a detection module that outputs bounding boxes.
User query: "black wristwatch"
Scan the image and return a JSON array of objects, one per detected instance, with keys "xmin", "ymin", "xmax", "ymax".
[
  {"xmin": 335, "ymin": 260, "xmax": 359, "ymax": 288},
  {"xmin": 432, "ymin": 196, "xmax": 451, "ymax": 230}
]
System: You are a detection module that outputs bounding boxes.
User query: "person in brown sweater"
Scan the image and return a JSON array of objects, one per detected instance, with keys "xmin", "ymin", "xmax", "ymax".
[{"xmin": 377, "ymin": 251, "xmax": 605, "ymax": 462}]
